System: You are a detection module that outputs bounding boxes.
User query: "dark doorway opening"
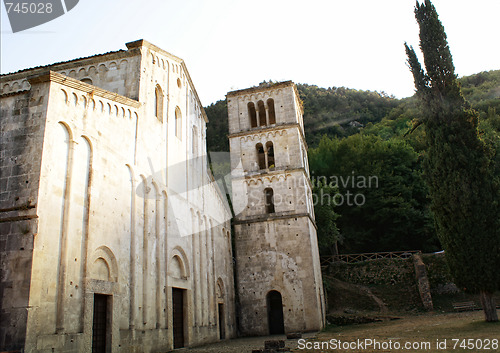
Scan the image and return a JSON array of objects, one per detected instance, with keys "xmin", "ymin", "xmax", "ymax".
[
  {"xmin": 256, "ymin": 143, "xmax": 266, "ymax": 170},
  {"xmin": 267, "ymin": 290, "xmax": 284, "ymax": 335},
  {"xmin": 267, "ymin": 98, "xmax": 276, "ymax": 125},
  {"xmin": 92, "ymin": 294, "xmax": 110, "ymax": 353},
  {"xmin": 265, "ymin": 188, "xmax": 275, "ymax": 214},
  {"xmin": 172, "ymin": 288, "xmax": 185, "ymax": 349},
  {"xmin": 248, "ymin": 102, "xmax": 257, "ymax": 128},
  {"xmin": 266, "ymin": 141, "xmax": 275, "ymax": 169},
  {"xmin": 258, "ymin": 100, "xmax": 266, "ymax": 126},
  {"xmin": 218, "ymin": 303, "xmax": 225, "ymax": 339}
]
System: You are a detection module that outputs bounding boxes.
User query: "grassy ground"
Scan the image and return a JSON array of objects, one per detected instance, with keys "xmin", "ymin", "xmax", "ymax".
[{"xmin": 293, "ymin": 311, "xmax": 499, "ymax": 352}]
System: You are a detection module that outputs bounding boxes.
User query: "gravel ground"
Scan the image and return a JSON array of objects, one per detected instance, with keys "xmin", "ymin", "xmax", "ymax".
[{"xmin": 180, "ymin": 333, "xmax": 317, "ymax": 352}]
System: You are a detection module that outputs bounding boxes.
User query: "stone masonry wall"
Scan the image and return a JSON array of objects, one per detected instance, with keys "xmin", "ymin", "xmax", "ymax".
[
  {"xmin": 234, "ymin": 216, "xmax": 323, "ymax": 335},
  {"xmin": 0, "ymin": 81, "xmax": 50, "ymax": 350}
]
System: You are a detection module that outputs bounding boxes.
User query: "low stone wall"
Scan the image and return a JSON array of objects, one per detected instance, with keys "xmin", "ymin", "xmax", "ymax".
[
  {"xmin": 325, "ymin": 254, "xmax": 455, "ymax": 312},
  {"xmin": 327, "ymin": 257, "xmax": 417, "ymax": 286},
  {"xmin": 326, "ymin": 257, "xmax": 423, "ymax": 312}
]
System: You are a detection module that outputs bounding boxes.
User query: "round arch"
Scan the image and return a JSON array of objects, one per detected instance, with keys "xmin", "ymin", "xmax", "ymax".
[
  {"xmin": 89, "ymin": 245, "xmax": 118, "ymax": 282},
  {"xmin": 169, "ymin": 246, "xmax": 190, "ymax": 279}
]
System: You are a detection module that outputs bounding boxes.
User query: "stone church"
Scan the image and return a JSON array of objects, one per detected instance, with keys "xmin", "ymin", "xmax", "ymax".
[{"xmin": 0, "ymin": 40, "xmax": 324, "ymax": 352}]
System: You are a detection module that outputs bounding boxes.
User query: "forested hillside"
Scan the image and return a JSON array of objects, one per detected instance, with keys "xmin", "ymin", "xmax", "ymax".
[
  {"xmin": 205, "ymin": 70, "xmax": 499, "ymax": 152},
  {"xmin": 204, "ymin": 83, "xmax": 400, "ymax": 151},
  {"xmin": 205, "ymin": 70, "xmax": 500, "ymax": 255}
]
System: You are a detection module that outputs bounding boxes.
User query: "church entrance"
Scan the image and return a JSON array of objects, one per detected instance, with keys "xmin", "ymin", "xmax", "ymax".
[
  {"xmin": 266, "ymin": 290, "xmax": 284, "ymax": 335},
  {"xmin": 172, "ymin": 288, "xmax": 185, "ymax": 349},
  {"xmin": 92, "ymin": 294, "xmax": 110, "ymax": 353},
  {"xmin": 218, "ymin": 303, "xmax": 225, "ymax": 339}
]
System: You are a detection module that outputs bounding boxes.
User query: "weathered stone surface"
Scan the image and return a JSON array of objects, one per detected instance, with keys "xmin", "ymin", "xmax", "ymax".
[
  {"xmin": 413, "ymin": 254, "xmax": 434, "ymax": 311},
  {"xmin": 228, "ymin": 83, "xmax": 325, "ymax": 336},
  {"xmin": 1, "ymin": 40, "xmax": 236, "ymax": 352},
  {"xmin": 0, "ymin": 82, "xmax": 46, "ymax": 351}
]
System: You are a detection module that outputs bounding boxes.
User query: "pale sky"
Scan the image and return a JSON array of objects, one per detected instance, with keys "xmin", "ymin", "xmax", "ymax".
[{"xmin": 1, "ymin": 0, "xmax": 499, "ymax": 105}]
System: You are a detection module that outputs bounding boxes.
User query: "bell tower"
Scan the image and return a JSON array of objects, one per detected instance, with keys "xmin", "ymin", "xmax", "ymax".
[{"xmin": 227, "ymin": 81, "xmax": 325, "ymax": 335}]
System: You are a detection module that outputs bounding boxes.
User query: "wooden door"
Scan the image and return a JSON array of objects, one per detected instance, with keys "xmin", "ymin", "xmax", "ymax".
[
  {"xmin": 172, "ymin": 288, "xmax": 185, "ymax": 349},
  {"xmin": 218, "ymin": 303, "xmax": 225, "ymax": 339},
  {"xmin": 92, "ymin": 294, "xmax": 109, "ymax": 353}
]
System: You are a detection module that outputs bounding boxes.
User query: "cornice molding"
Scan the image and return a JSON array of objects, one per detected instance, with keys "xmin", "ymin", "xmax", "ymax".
[
  {"xmin": 228, "ymin": 122, "xmax": 309, "ymax": 151},
  {"xmin": 28, "ymin": 71, "xmax": 141, "ymax": 108}
]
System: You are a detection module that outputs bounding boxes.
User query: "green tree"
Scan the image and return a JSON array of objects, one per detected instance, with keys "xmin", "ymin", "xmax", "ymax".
[
  {"xmin": 312, "ymin": 182, "xmax": 340, "ymax": 256},
  {"xmin": 205, "ymin": 99, "xmax": 229, "ymax": 152},
  {"xmin": 405, "ymin": 0, "xmax": 500, "ymax": 321},
  {"xmin": 309, "ymin": 134, "xmax": 438, "ymax": 253}
]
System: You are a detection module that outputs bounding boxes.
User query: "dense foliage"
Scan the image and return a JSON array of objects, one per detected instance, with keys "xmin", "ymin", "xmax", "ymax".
[
  {"xmin": 204, "ymin": 84, "xmax": 400, "ymax": 152},
  {"xmin": 205, "ymin": 72, "xmax": 499, "ymax": 152},
  {"xmin": 310, "ymin": 134, "xmax": 438, "ymax": 254},
  {"xmin": 297, "ymin": 85, "xmax": 399, "ymax": 146},
  {"xmin": 312, "ymin": 183, "xmax": 340, "ymax": 255},
  {"xmin": 204, "ymin": 99, "xmax": 229, "ymax": 152},
  {"xmin": 406, "ymin": 0, "xmax": 499, "ymax": 321}
]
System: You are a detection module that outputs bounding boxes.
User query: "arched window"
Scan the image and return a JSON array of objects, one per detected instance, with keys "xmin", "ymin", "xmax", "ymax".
[
  {"xmin": 265, "ymin": 188, "xmax": 275, "ymax": 214},
  {"xmin": 257, "ymin": 100, "xmax": 266, "ymax": 126},
  {"xmin": 267, "ymin": 98, "xmax": 276, "ymax": 125},
  {"xmin": 266, "ymin": 141, "xmax": 275, "ymax": 169},
  {"xmin": 256, "ymin": 143, "xmax": 266, "ymax": 170},
  {"xmin": 155, "ymin": 85, "xmax": 164, "ymax": 122},
  {"xmin": 175, "ymin": 107, "xmax": 182, "ymax": 138},
  {"xmin": 248, "ymin": 102, "xmax": 257, "ymax": 128}
]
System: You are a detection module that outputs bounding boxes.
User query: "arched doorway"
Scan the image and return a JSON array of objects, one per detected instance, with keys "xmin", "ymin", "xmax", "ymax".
[
  {"xmin": 266, "ymin": 290, "xmax": 284, "ymax": 334},
  {"xmin": 88, "ymin": 246, "xmax": 118, "ymax": 353},
  {"xmin": 168, "ymin": 247, "xmax": 190, "ymax": 349}
]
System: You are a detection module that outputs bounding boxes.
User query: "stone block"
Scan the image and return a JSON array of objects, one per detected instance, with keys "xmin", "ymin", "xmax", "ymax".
[
  {"xmin": 265, "ymin": 340, "xmax": 285, "ymax": 349},
  {"xmin": 36, "ymin": 334, "xmax": 64, "ymax": 350}
]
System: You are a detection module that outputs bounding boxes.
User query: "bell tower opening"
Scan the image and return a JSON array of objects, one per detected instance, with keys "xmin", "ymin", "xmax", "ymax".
[
  {"xmin": 266, "ymin": 141, "xmax": 275, "ymax": 169},
  {"xmin": 267, "ymin": 98, "xmax": 276, "ymax": 125},
  {"xmin": 256, "ymin": 143, "xmax": 266, "ymax": 170},
  {"xmin": 257, "ymin": 100, "xmax": 266, "ymax": 126},
  {"xmin": 248, "ymin": 102, "xmax": 257, "ymax": 128}
]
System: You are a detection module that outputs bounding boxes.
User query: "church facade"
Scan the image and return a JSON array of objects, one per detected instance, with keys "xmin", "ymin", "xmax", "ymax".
[
  {"xmin": 0, "ymin": 40, "xmax": 236, "ymax": 352},
  {"xmin": 0, "ymin": 41, "xmax": 324, "ymax": 352}
]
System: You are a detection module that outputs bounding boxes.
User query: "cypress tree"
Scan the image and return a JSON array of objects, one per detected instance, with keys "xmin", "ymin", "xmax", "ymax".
[{"xmin": 405, "ymin": 0, "xmax": 500, "ymax": 321}]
